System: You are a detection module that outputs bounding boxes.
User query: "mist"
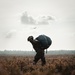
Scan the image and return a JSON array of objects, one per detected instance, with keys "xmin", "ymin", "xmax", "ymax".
[{"xmin": 0, "ymin": 0, "xmax": 75, "ymax": 51}]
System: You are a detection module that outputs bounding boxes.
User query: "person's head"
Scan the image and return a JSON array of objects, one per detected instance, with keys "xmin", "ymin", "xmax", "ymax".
[{"xmin": 27, "ymin": 36, "xmax": 34, "ymax": 42}]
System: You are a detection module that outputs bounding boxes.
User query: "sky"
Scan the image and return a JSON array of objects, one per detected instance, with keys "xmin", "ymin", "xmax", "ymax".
[{"xmin": 0, "ymin": 0, "xmax": 75, "ymax": 51}]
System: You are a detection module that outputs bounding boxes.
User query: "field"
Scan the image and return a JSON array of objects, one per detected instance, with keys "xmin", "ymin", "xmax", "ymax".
[{"xmin": 0, "ymin": 55, "xmax": 75, "ymax": 75}]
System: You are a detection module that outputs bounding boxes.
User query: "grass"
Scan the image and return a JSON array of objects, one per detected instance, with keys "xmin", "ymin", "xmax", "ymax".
[{"xmin": 0, "ymin": 55, "xmax": 75, "ymax": 75}]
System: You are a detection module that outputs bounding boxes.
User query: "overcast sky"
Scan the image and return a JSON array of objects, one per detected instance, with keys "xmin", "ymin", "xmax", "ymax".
[{"xmin": 0, "ymin": 0, "xmax": 75, "ymax": 51}]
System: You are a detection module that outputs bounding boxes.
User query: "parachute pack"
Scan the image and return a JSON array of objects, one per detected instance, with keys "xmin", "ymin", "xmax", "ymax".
[{"xmin": 36, "ymin": 35, "xmax": 52, "ymax": 50}]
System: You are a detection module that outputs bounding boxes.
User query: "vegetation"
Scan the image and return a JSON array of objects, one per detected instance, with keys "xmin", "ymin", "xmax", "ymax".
[{"xmin": 0, "ymin": 55, "xmax": 75, "ymax": 75}]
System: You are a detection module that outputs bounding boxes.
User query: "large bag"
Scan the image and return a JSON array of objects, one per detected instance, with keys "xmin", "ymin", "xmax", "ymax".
[{"xmin": 36, "ymin": 35, "xmax": 52, "ymax": 49}]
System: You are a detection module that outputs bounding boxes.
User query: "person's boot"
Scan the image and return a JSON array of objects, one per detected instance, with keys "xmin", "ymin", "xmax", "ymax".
[{"xmin": 41, "ymin": 62, "xmax": 46, "ymax": 66}]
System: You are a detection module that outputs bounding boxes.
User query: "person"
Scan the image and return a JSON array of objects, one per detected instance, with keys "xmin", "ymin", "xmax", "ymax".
[{"xmin": 27, "ymin": 35, "xmax": 52, "ymax": 66}]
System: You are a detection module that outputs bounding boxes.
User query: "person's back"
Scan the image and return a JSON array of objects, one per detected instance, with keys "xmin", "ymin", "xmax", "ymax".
[{"xmin": 27, "ymin": 36, "xmax": 42, "ymax": 52}]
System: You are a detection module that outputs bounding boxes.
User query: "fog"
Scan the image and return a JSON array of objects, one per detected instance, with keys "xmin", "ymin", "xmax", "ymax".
[{"xmin": 0, "ymin": 0, "xmax": 75, "ymax": 51}]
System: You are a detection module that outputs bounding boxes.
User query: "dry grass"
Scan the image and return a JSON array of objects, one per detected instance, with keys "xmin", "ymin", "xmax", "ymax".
[{"xmin": 0, "ymin": 55, "xmax": 75, "ymax": 75}]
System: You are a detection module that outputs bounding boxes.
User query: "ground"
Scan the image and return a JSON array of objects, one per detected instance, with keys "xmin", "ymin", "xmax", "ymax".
[{"xmin": 0, "ymin": 55, "xmax": 75, "ymax": 75}]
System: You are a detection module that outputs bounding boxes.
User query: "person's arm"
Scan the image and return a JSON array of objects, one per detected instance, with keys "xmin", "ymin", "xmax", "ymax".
[{"xmin": 31, "ymin": 39, "xmax": 39, "ymax": 45}]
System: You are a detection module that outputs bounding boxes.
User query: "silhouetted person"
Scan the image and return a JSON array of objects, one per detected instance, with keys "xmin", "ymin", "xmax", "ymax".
[{"xmin": 27, "ymin": 35, "xmax": 52, "ymax": 66}]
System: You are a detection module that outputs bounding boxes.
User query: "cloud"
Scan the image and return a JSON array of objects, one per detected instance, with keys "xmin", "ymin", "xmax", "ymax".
[
  {"xmin": 21, "ymin": 11, "xmax": 54, "ymax": 25},
  {"xmin": 5, "ymin": 30, "xmax": 17, "ymax": 38},
  {"xmin": 21, "ymin": 12, "xmax": 36, "ymax": 25},
  {"xmin": 37, "ymin": 16, "xmax": 54, "ymax": 25}
]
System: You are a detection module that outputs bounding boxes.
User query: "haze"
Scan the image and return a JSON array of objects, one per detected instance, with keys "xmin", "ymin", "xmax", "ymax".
[{"xmin": 0, "ymin": 0, "xmax": 75, "ymax": 51}]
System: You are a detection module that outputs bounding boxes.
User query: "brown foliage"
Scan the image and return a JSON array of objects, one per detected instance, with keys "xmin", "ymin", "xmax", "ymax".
[{"xmin": 0, "ymin": 55, "xmax": 75, "ymax": 75}]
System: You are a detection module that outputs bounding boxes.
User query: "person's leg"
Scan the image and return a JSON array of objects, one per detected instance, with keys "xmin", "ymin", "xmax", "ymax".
[
  {"xmin": 33, "ymin": 53, "xmax": 40, "ymax": 65},
  {"xmin": 41, "ymin": 56, "xmax": 46, "ymax": 66},
  {"xmin": 41, "ymin": 52, "xmax": 46, "ymax": 66}
]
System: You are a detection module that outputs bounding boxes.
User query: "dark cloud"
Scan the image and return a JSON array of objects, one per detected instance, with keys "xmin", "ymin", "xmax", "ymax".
[
  {"xmin": 21, "ymin": 12, "xmax": 36, "ymax": 24},
  {"xmin": 21, "ymin": 12, "xmax": 54, "ymax": 25}
]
